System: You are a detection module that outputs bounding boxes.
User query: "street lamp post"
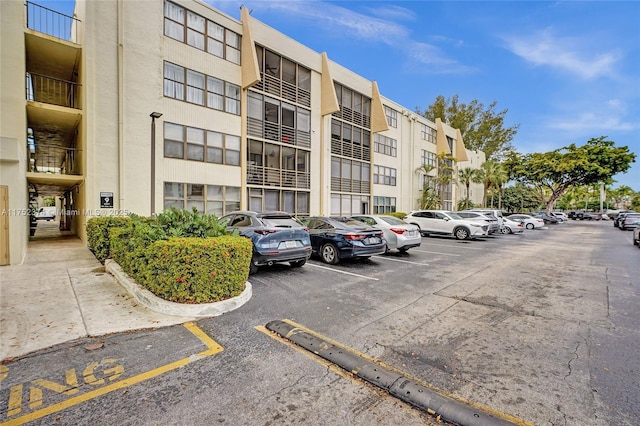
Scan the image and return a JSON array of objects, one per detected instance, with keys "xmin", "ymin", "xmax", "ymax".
[{"xmin": 150, "ymin": 112, "xmax": 163, "ymax": 216}]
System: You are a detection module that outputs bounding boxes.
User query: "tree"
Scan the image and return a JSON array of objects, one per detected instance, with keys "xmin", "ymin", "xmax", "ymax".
[
  {"xmin": 416, "ymin": 152, "xmax": 457, "ymax": 210},
  {"xmin": 418, "ymin": 94, "xmax": 520, "ymax": 161},
  {"xmin": 501, "ymin": 184, "xmax": 540, "ymax": 213},
  {"xmin": 508, "ymin": 137, "xmax": 636, "ymax": 214},
  {"xmin": 457, "ymin": 167, "xmax": 480, "ymax": 210},
  {"xmin": 475, "ymin": 160, "xmax": 505, "ymax": 208}
]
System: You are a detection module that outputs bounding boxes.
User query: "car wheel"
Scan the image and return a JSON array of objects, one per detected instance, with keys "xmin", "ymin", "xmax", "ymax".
[
  {"xmin": 526, "ymin": 223, "xmax": 534, "ymax": 229},
  {"xmin": 501, "ymin": 226, "xmax": 509, "ymax": 234},
  {"xmin": 398, "ymin": 247, "xmax": 409, "ymax": 253},
  {"xmin": 320, "ymin": 243, "xmax": 339, "ymax": 264},
  {"xmin": 249, "ymin": 260, "xmax": 259, "ymax": 275},
  {"xmin": 454, "ymin": 227, "xmax": 470, "ymax": 240},
  {"xmin": 290, "ymin": 259, "xmax": 306, "ymax": 268}
]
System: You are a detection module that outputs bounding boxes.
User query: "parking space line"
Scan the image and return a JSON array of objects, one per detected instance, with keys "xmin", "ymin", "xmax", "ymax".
[
  {"xmin": 376, "ymin": 257, "xmax": 429, "ymax": 266},
  {"xmin": 411, "ymin": 249, "xmax": 460, "ymax": 256},
  {"xmin": 1, "ymin": 323, "xmax": 223, "ymax": 426},
  {"xmin": 423, "ymin": 242, "xmax": 486, "ymax": 250},
  {"xmin": 306, "ymin": 263, "xmax": 379, "ymax": 281}
]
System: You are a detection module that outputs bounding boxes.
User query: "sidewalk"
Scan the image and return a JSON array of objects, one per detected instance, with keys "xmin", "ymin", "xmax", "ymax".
[{"xmin": 0, "ymin": 225, "xmax": 198, "ymax": 361}]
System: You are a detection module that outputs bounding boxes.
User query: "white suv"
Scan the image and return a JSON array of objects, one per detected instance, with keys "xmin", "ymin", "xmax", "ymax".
[{"xmin": 405, "ymin": 210, "xmax": 489, "ymax": 240}]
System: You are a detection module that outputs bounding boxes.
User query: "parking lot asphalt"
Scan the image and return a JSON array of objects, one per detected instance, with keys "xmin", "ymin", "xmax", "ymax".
[{"xmin": 1, "ymin": 219, "xmax": 638, "ymax": 425}]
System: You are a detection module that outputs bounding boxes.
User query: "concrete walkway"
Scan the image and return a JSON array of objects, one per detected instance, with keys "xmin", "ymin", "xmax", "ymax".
[{"xmin": 0, "ymin": 222, "xmax": 198, "ymax": 361}]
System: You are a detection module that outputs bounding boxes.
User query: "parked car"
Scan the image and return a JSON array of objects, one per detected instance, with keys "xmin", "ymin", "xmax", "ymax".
[
  {"xmin": 615, "ymin": 211, "xmax": 636, "ymax": 228},
  {"xmin": 551, "ymin": 211, "xmax": 568, "ymax": 221},
  {"xmin": 456, "ymin": 211, "xmax": 500, "ymax": 234},
  {"xmin": 507, "ymin": 214, "xmax": 545, "ymax": 229},
  {"xmin": 501, "ymin": 216, "xmax": 525, "ymax": 234},
  {"xmin": 36, "ymin": 206, "xmax": 56, "ymax": 221},
  {"xmin": 619, "ymin": 213, "xmax": 640, "ymax": 230},
  {"xmin": 465, "ymin": 208, "xmax": 505, "ymax": 229},
  {"xmin": 350, "ymin": 214, "xmax": 421, "ymax": 253},
  {"xmin": 219, "ymin": 211, "xmax": 311, "ymax": 274},
  {"xmin": 303, "ymin": 216, "xmax": 387, "ymax": 264},
  {"xmin": 404, "ymin": 210, "xmax": 488, "ymax": 240},
  {"xmin": 532, "ymin": 212, "xmax": 559, "ymax": 225},
  {"xmin": 634, "ymin": 225, "xmax": 640, "ymax": 247}
]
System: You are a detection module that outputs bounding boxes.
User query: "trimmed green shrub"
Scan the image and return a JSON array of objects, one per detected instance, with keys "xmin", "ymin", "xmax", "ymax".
[
  {"xmin": 86, "ymin": 216, "xmax": 131, "ymax": 262},
  {"xmin": 388, "ymin": 211, "xmax": 407, "ymax": 219},
  {"xmin": 103, "ymin": 209, "xmax": 251, "ymax": 304},
  {"xmin": 141, "ymin": 237, "xmax": 251, "ymax": 303}
]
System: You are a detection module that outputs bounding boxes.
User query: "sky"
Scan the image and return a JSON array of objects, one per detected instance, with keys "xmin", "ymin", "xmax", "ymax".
[{"xmin": 40, "ymin": 0, "xmax": 640, "ymax": 191}]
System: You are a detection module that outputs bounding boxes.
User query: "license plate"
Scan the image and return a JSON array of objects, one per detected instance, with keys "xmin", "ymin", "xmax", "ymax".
[
  {"xmin": 367, "ymin": 237, "xmax": 379, "ymax": 244},
  {"xmin": 285, "ymin": 240, "xmax": 297, "ymax": 248}
]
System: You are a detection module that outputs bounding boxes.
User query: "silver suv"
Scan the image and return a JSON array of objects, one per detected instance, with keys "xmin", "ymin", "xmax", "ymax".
[
  {"xmin": 456, "ymin": 211, "xmax": 500, "ymax": 234},
  {"xmin": 405, "ymin": 210, "xmax": 489, "ymax": 240}
]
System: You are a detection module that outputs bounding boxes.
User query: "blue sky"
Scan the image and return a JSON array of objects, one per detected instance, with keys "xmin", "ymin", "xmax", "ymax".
[{"xmin": 41, "ymin": 1, "xmax": 640, "ymax": 190}]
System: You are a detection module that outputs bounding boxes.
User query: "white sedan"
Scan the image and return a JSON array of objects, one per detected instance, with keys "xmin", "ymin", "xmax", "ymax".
[
  {"xmin": 351, "ymin": 214, "xmax": 422, "ymax": 253},
  {"xmin": 501, "ymin": 216, "xmax": 525, "ymax": 234},
  {"xmin": 507, "ymin": 214, "xmax": 545, "ymax": 230}
]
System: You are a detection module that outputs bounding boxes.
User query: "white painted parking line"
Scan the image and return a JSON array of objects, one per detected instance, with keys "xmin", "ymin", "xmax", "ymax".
[
  {"xmin": 422, "ymin": 242, "xmax": 486, "ymax": 250},
  {"xmin": 306, "ymin": 263, "xmax": 379, "ymax": 281},
  {"xmin": 411, "ymin": 249, "xmax": 461, "ymax": 257},
  {"xmin": 376, "ymin": 257, "xmax": 429, "ymax": 266}
]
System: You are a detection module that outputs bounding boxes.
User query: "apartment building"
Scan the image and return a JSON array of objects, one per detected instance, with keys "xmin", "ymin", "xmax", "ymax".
[{"xmin": 0, "ymin": 0, "xmax": 476, "ymax": 265}]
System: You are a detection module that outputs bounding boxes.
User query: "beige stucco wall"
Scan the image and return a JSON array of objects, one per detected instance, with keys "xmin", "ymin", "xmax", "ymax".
[{"xmin": 0, "ymin": 0, "xmax": 29, "ymax": 264}]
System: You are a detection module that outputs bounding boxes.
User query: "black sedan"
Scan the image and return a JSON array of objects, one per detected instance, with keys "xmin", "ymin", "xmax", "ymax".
[
  {"xmin": 303, "ymin": 216, "xmax": 387, "ymax": 264},
  {"xmin": 219, "ymin": 211, "xmax": 311, "ymax": 274}
]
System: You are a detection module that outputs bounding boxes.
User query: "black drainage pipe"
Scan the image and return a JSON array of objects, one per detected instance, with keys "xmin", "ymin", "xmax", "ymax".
[{"xmin": 266, "ymin": 320, "xmax": 518, "ymax": 426}]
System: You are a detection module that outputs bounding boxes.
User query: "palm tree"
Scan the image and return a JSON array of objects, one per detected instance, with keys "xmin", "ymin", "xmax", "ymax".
[
  {"xmin": 415, "ymin": 152, "xmax": 457, "ymax": 209},
  {"xmin": 458, "ymin": 167, "xmax": 479, "ymax": 210},
  {"xmin": 476, "ymin": 160, "xmax": 501, "ymax": 208}
]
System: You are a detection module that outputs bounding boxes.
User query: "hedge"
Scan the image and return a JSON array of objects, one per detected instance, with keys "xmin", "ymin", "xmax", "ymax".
[
  {"xmin": 86, "ymin": 216, "xmax": 132, "ymax": 262},
  {"xmin": 88, "ymin": 210, "xmax": 252, "ymax": 304}
]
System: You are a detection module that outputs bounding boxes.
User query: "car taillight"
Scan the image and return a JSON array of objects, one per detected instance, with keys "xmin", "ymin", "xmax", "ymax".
[
  {"xmin": 390, "ymin": 228, "xmax": 406, "ymax": 235},
  {"xmin": 344, "ymin": 233, "xmax": 365, "ymax": 240},
  {"xmin": 254, "ymin": 229, "xmax": 278, "ymax": 235}
]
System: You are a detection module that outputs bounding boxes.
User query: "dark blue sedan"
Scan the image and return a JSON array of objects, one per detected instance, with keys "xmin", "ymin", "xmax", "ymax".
[{"xmin": 303, "ymin": 216, "xmax": 387, "ymax": 264}]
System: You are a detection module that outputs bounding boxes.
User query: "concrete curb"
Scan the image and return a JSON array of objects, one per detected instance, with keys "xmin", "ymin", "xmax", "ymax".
[
  {"xmin": 105, "ymin": 259, "xmax": 252, "ymax": 317},
  {"xmin": 266, "ymin": 320, "xmax": 522, "ymax": 426}
]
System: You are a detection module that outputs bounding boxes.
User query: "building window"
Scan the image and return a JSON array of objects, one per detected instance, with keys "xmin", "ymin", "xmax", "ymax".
[
  {"xmin": 164, "ymin": 62, "xmax": 240, "ymax": 115},
  {"xmin": 164, "ymin": 1, "xmax": 241, "ymax": 65},
  {"xmin": 186, "ymin": 69, "xmax": 205, "ymax": 105},
  {"xmin": 163, "ymin": 62, "xmax": 185, "ymax": 101},
  {"xmin": 373, "ymin": 134, "xmax": 397, "ymax": 157},
  {"xmin": 421, "ymin": 124, "xmax": 436, "ymax": 143},
  {"xmin": 384, "ymin": 105, "xmax": 397, "ymax": 128},
  {"xmin": 421, "ymin": 150, "xmax": 437, "ymax": 168},
  {"xmin": 254, "ymin": 46, "xmax": 311, "ymax": 107},
  {"xmin": 447, "ymin": 136, "xmax": 454, "ymax": 153},
  {"xmin": 373, "ymin": 165, "xmax": 396, "ymax": 186},
  {"xmin": 373, "ymin": 196, "xmax": 396, "ymax": 214},
  {"xmin": 164, "ymin": 182, "xmax": 240, "ymax": 215},
  {"xmin": 247, "ymin": 188, "xmax": 309, "ymax": 215},
  {"xmin": 330, "ymin": 194, "xmax": 369, "ymax": 216},
  {"xmin": 163, "ymin": 1, "xmax": 184, "ymax": 42},
  {"xmin": 164, "ymin": 122, "xmax": 240, "ymax": 165}
]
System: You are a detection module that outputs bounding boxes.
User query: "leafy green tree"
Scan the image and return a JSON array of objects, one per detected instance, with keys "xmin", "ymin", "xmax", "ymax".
[
  {"xmin": 418, "ymin": 94, "xmax": 520, "ymax": 161},
  {"xmin": 501, "ymin": 184, "xmax": 540, "ymax": 213},
  {"xmin": 630, "ymin": 193, "xmax": 640, "ymax": 211},
  {"xmin": 457, "ymin": 167, "xmax": 480, "ymax": 210},
  {"xmin": 508, "ymin": 137, "xmax": 636, "ymax": 214}
]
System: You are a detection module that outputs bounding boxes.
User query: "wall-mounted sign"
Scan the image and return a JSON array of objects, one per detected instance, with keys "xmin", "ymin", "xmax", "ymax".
[{"xmin": 100, "ymin": 192, "xmax": 114, "ymax": 208}]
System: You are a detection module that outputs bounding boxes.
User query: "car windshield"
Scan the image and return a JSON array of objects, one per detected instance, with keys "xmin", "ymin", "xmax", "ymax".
[
  {"xmin": 333, "ymin": 217, "xmax": 373, "ymax": 227},
  {"xmin": 445, "ymin": 212, "xmax": 463, "ymax": 220}
]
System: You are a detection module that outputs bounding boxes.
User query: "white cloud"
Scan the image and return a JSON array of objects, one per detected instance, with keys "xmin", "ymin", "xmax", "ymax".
[
  {"xmin": 502, "ymin": 28, "xmax": 621, "ymax": 80},
  {"xmin": 210, "ymin": 0, "xmax": 470, "ymax": 74}
]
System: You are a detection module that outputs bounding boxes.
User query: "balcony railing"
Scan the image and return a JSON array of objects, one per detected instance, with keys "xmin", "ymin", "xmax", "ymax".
[
  {"xmin": 26, "ymin": 72, "xmax": 80, "ymax": 109},
  {"xmin": 28, "ymin": 144, "xmax": 81, "ymax": 175},
  {"xmin": 25, "ymin": 1, "xmax": 80, "ymax": 43}
]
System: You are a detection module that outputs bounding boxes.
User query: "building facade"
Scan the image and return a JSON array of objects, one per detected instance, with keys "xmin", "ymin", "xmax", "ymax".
[{"xmin": 0, "ymin": 0, "xmax": 478, "ymax": 265}]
